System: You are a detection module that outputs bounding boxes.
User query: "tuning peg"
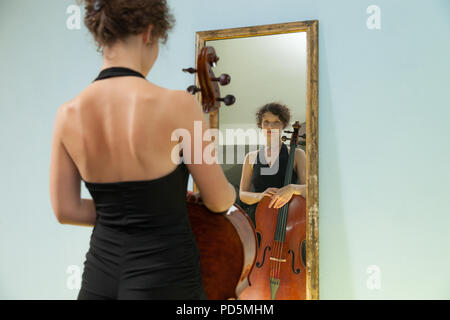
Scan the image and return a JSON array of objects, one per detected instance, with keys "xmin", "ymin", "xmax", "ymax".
[
  {"xmin": 216, "ymin": 94, "xmax": 235, "ymax": 106},
  {"xmin": 187, "ymin": 85, "xmax": 201, "ymax": 94},
  {"xmin": 210, "ymin": 55, "xmax": 219, "ymax": 68},
  {"xmin": 182, "ymin": 68, "xmax": 197, "ymax": 74},
  {"xmin": 284, "ymin": 130, "xmax": 294, "ymax": 134},
  {"xmin": 281, "ymin": 136, "xmax": 291, "ymax": 142},
  {"xmin": 212, "ymin": 74, "xmax": 231, "ymax": 86}
]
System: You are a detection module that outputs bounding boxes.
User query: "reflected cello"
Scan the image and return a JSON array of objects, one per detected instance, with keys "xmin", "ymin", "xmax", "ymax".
[{"xmin": 239, "ymin": 121, "xmax": 307, "ymax": 300}]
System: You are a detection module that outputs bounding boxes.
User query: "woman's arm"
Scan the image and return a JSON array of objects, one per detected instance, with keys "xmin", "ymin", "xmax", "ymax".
[
  {"xmin": 240, "ymin": 191, "xmax": 263, "ymax": 205},
  {"xmin": 294, "ymin": 147, "xmax": 307, "ymax": 197},
  {"xmin": 49, "ymin": 105, "xmax": 97, "ymax": 227},
  {"xmin": 57, "ymin": 198, "xmax": 97, "ymax": 227},
  {"xmin": 176, "ymin": 91, "xmax": 236, "ymax": 213},
  {"xmin": 287, "ymin": 183, "xmax": 306, "ymax": 196},
  {"xmin": 239, "ymin": 152, "xmax": 264, "ymax": 205},
  {"xmin": 295, "ymin": 147, "xmax": 307, "ymax": 185}
]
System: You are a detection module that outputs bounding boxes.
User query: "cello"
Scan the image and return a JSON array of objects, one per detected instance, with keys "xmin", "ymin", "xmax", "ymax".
[
  {"xmin": 182, "ymin": 46, "xmax": 258, "ymax": 300},
  {"xmin": 239, "ymin": 121, "xmax": 307, "ymax": 300}
]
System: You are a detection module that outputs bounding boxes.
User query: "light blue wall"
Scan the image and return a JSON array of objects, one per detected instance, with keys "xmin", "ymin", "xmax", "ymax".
[{"xmin": 0, "ymin": 0, "xmax": 448, "ymax": 299}]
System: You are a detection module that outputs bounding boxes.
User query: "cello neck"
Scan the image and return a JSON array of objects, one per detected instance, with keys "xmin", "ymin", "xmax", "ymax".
[{"xmin": 283, "ymin": 143, "xmax": 297, "ymax": 187}]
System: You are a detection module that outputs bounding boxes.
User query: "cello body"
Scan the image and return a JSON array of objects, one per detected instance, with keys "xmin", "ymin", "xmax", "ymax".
[
  {"xmin": 239, "ymin": 194, "xmax": 306, "ymax": 300},
  {"xmin": 239, "ymin": 120, "xmax": 307, "ymax": 300},
  {"xmin": 186, "ymin": 191, "xmax": 258, "ymax": 300}
]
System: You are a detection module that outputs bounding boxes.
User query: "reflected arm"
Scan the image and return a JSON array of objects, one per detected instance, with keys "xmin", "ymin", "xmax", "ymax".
[
  {"xmin": 239, "ymin": 152, "xmax": 263, "ymax": 205},
  {"xmin": 289, "ymin": 147, "xmax": 307, "ymax": 197}
]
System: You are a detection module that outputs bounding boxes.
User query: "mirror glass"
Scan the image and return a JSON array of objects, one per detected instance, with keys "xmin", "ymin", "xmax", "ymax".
[{"xmin": 206, "ymin": 32, "xmax": 307, "ymax": 220}]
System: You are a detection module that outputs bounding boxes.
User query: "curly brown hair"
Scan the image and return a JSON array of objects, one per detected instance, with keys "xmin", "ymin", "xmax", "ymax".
[
  {"xmin": 255, "ymin": 102, "xmax": 291, "ymax": 129},
  {"xmin": 79, "ymin": 0, "xmax": 175, "ymax": 52}
]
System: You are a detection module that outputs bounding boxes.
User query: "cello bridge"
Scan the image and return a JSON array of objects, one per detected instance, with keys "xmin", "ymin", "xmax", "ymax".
[{"xmin": 269, "ymin": 257, "xmax": 286, "ymax": 263}]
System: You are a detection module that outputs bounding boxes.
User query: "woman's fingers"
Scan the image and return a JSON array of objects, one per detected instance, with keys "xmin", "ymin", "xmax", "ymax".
[
  {"xmin": 274, "ymin": 197, "xmax": 283, "ymax": 209},
  {"xmin": 275, "ymin": 198, "xmax": 288, "ymax": 208},
  {"xmin": 270, "ymin": 195, "xmax": 289, "ymax": 209},
  {"xmin": 269, "ymin": 195, "xmax": 279, "ymax": 208},
  {"xmin": 263, "ymin": 189, "xmax": 276, "ymax": 199}
]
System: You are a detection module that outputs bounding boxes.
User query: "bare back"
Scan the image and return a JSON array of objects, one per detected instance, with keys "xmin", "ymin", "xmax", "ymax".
[{"xmin": 61, "ymin": 76, "xmax": 182, "ymax": 183}]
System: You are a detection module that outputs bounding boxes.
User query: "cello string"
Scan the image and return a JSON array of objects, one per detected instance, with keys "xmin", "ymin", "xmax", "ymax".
[
  {"xmin": 275, "ymin": 207, "xmax": 284, "ymax": 280},
  {"xmin": 273, "ymin": 143, "xmax": 296, "ymax": 283},
  {"xmin": 273, "ymin": 209, "xmax": 283, "ymax": 281},
  {"xmin": 277, "ymin": 206, "xmax": 287, "ymax": 280},
  {"xmin": 271, "ymin": 212, "xmax": 280, "ymax": 281},
  {"xmin": 278, "ymin": 146, "xmax": 295, "ymax": 276},
  {"xmin": 274, "ymin": 199, "xmax": 283, "ymax": 280}
]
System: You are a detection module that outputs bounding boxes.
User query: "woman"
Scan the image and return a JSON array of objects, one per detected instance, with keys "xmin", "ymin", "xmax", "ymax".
[
  {"xmin": 49, "ymin": 0, "xmax": 235, "ymax": 300},
  {"xmin": 239, "ymin": 102, "xmax": 306, "ymax": 228}
]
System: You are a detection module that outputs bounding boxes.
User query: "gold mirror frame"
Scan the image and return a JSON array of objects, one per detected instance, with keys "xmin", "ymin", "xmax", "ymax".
[{"xmin": 192, "ymin": 20, "xmax": 319, "ymax": 300}]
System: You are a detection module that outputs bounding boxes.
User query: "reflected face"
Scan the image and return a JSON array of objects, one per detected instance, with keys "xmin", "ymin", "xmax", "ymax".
[{"xmin": 260, "ymin": 112, "xmax": 284, "ymax": 144}]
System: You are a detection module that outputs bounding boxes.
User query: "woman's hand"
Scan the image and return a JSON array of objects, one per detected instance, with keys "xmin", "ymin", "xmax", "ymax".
[
  {"xmin": 268, "ymin": 185, "xmax": 295, "ymax": 209},
  {"xmin": 259, "ymin": 187, "xmax": 279, "ymax": 201}
]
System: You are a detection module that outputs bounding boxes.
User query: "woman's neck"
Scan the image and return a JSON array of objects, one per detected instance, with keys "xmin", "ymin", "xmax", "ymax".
[
  {"xmin": 264, "ymin": 140, "xmax": 283, "ymax": 160},
  {"xmin": 100, "ymin": 41, "xmax": 148, "ymax": 76},
  {"xmin": 266, "ymin": 140, "xmax": 283, "ymax": 151}
]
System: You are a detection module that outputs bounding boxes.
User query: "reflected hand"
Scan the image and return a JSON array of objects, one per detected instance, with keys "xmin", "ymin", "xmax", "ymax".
[
  {"xmin": 268, "ymin": 185, "xmax": 295, "ymax": 209},
  {"xmin": 260, "ymin": 187, "xmax": 279, "ymax": 201}
]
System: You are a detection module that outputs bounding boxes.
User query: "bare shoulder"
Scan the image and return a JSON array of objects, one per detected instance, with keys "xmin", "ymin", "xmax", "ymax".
[
  {"xmin": 287, "ymin": 145, "xmax": 306, "ymax": 158},
  {"xmin": 137, "ymin": 83, "xmax": 195, "ymax": 120},
  {"xmin": 51, "ymin": 99, "xmax": 80, "ymax": 144},
  {"xmin": 144, "ymin": 87, "xmax": 194, "ymax": 111},
  {"xmin": 167, "ymin": 89, "xmax": 198, "ymax": 108},
  {"xmin": 139, "ymin": 80, "xmax": 171, "ymax": 99},
  {"xmin": 164, "ymin": 90, "xmax": 205, "ymax": 127},
  {"xmin": 296, "ymin": 147, "xmax": 306, "ymax": 158},
  {"xmin": 55, "ymin": 98, "xmax": 78, "ymax": 124}
]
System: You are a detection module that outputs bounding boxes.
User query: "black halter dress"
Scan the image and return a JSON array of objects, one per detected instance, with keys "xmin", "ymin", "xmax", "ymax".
[
  {"xmin": 77, "ymin": 67, "xmax": 206, "ymax": 300},
  {"xmin": 237, "ymin": 143, "xmax": 298, "ymax": 227}
]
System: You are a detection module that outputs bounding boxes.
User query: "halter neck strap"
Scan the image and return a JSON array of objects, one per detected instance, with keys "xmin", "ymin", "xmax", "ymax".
[{"xmin": 93, "ymin": 67, "xmax": 146, "ymax": 82}]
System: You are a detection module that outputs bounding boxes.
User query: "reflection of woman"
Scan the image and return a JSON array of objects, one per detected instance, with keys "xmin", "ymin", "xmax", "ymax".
[
  {"xmin": 239, "ymin": 103, "xmax": 306, "ymax": 227},
  {"xmin": 49, "ymin": 0, "xmax": 235, "ymax": 300}
]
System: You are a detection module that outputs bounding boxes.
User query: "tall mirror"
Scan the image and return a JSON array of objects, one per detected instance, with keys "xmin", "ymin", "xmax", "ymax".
[{"xmin": 192, "ymin": 21, "xmax": 318, "ymax": 300}]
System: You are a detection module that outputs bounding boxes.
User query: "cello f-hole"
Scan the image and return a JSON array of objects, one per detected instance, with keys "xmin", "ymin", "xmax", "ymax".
[
  {"xmin": 288, "ymin": 249, "xmax": 301, "ymax": 274},
  {"xmin": 256, "ymin": 246, "xmax": 271, "ymax": 268}
]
